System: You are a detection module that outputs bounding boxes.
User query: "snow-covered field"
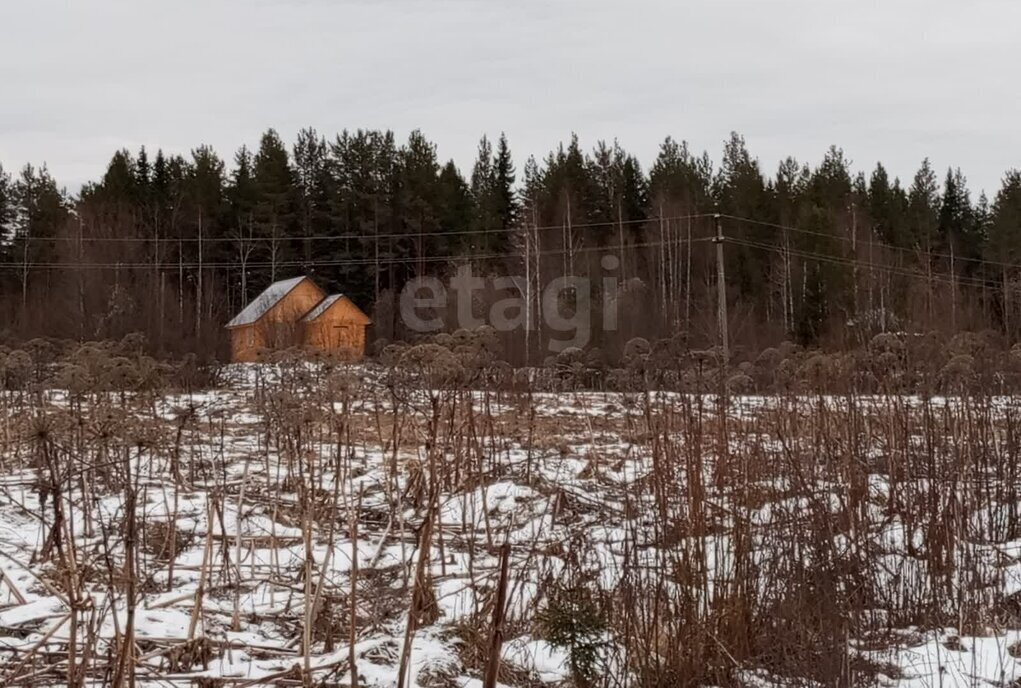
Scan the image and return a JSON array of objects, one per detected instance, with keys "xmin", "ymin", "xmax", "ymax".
[{"xmin": 2, "ymin": 363, "xmax": 1021, "ymax": 686}]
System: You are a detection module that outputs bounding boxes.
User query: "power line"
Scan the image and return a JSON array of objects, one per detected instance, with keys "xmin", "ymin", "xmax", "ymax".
[
  {"xmin": 1, "ymin": 210, "xmax": 1016, "ymax": 295},
  {"xmin": 722, "ymin": 213, "xmax": 1007, "ymax": 273},
  {"xmin": 726, "ymin": 236, "xmax": 1001, "ymax": 292},
  {"xmin": 0, "ymin": 236, "xmax": 716, "ymax": 271},
  {"xmin": 13, "ymin": 213, "xmax": 715, "ymax": 244}
]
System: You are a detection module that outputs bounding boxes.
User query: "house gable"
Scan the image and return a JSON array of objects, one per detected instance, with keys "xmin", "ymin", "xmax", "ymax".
[{"xmin": 302, "ymin": 294, "xmax": 372, "ymax": 325}]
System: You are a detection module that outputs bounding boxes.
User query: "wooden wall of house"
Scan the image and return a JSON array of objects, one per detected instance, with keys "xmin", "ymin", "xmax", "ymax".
[
  {"xmin": 229, "ymin": 325, "xmax": 258, "ymax": 362},
  {"xmin": 305, "ymin": 297, "xmax": 369, "ymax": 358}
]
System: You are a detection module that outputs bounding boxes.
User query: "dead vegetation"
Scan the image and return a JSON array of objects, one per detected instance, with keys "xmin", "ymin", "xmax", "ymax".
[{"xmin": 2, "ymin": 333, "xmax": 1021, "ymax": 686}]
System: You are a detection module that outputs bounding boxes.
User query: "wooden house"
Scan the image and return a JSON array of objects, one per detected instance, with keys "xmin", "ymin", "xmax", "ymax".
[{"xmin": 225, "ymin": 276, "xmax": 371, "ymax": 362}]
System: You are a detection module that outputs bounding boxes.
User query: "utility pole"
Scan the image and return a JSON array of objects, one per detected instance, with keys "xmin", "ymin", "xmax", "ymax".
[
  {"xmin": 850, "ymin": 202, "xmax": 859, "ymax": 318},
  {"xmin": 714, "ymin": 213, "xmax": 729, "ymax": 361}
]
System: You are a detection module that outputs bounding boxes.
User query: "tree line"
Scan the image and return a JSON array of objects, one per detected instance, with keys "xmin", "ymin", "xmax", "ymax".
[{"xmin": 1, "ymin": 128, "xmax": 1020, "ymax": 362}]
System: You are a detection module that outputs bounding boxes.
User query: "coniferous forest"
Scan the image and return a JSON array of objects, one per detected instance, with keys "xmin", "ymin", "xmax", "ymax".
[{"xmin": 2, "ymin": 127, "xmax": 1020, "ymax": 362}]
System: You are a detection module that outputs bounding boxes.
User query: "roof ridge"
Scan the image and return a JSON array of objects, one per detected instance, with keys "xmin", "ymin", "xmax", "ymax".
[{"xmin": 225, "ymin": 275, "xmax": 309, "ymax": 328}]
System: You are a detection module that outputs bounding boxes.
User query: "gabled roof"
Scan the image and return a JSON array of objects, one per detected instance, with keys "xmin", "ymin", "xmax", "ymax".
[
  {"xmin": 302, "ymin": 294, "xmax": 372, "ymax": 325},
  {"xmin": 302, "ymin": 294, "xmax": 343, "ymax": 322},
  {"xmin": 226, "ymin": 276, "xmax": 307, "ymax": 328}
]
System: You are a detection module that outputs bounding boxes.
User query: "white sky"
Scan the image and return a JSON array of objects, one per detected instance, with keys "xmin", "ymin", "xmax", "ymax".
[{"xmin": 1, "ymin": 0, "xmax": 1018, "ymax": 196}]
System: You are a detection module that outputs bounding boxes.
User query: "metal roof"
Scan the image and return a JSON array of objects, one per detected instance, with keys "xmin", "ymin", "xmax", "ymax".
[
  {"xmin": 226, "ymin": 276, "xmax": 307, "ymax": 328},
  {"xmin": 302, "ymin": 294, "xmax": 343, "ymax": 322}
]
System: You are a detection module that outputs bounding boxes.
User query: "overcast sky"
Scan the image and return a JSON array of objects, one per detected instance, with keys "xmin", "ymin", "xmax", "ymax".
[{"xmin": 1, "ymin": 0, "xmax": 1018, "ymax": 196}]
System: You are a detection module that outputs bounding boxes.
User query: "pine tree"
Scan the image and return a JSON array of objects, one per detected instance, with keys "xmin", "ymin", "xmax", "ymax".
[
  {"xmin": 97, "ymin": 149, "xmax": 140, "ymax": 205},
  {"xmin": 715, "ymin": 132, "xmax": 767, "ymax": 217},
  {"xmin": 437, "ymin": 160, "xmax": 472, "ymax": 251},
  {"xmin": 588, "ymin": 140, "xmax": 616, "ymax": 228},
  {"xmin": 187, "ymin": 147, "xmax": 226, "ymax": 226},
  {"xmin": 773, "ymin": 157, "xmax": 809, "ymax": 224},
  {"xmin": 396, "ymin": 129, "xmax": 442, "ymax": 277},
  {"xmin": 907, "ymin": 159, "xmax": 942, "ymax": 323},
  {"xmin": 647, "ymin": 137, "xmax": 712, "ymax": 329},
  {"xmin": 767, "ymin": 157, "xmax": 810, "ymax": 334},
  {"xmin": 535, "ymin": 135, "xmax": 601, "ymax": 279},
  {"xmin": 716, "ymin": 133, "xmax": 773, "ymax": 315},
  {"xmin": 790, "ymin": 151, "xmax": 855, "ymax": 342},
  {"xmin": 329, "ymin": 129, "xmax": 399, "ymax": 304},
  {"xmin": 0, "ymin": 163, "xmax": 15, "ymax": 259},
  {"xmin": 617, "ymin": 153, "xmax": 648, "ymax": 224},
  {"xmin": 253, "ymin": 129, "xmax": 298, "ymax": 283},
  {"xmin": 868, "ymin": 163, "xmax": 910, "ymax": 248},
  {"xmin": 183, "ymin": 146, "xmax": 226, "ymax": 339},
  {"xmin": 293, "ymin": 127, "xmax": 331, "ymax": 271},
  {"xmin": 228, "ymin": 146, "xmax": 259, "ymax": 302},
  {"xmin": 988, "ymin": 170, "xmax": 1021, "ymax": 334},
  {"xmin": 649, "ymin": 137, "xmax": 710, "ymax": 211},
  {"xmin": 9, "ymin": 164, "xmax": 67, "ymax": 318}
]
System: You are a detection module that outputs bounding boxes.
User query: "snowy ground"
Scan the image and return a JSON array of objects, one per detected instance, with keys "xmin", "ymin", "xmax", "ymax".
[{"xmin": 1, "ymin": 364, "xmax": 1021, "ymax": 686}]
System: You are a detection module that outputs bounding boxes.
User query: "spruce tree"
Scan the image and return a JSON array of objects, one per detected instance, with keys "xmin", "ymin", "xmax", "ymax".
[
  {"xmin": 469, "ymin": 134, "xmax": 498, "ymax": 254},
  {"xmin": 908, "ymin": 158, "xmax": 941, "ymax": 250},
  {"xmin": 973, "ymin": 191, "xmax": 992, "ymax": 248},
  {"xmin": 467, "ymin": 132, "xmax": 518, "ymax": 256},
  {"xmin": 135, "ymin": 146, "xmax": 151, "ymax": 196},
  {"xmin": 494, "ymin": 133, "xmax": 518, "ymax": 233},
  {"xmin": 151, "ymin": 150, "xmax": 171, "ymax": 226},
  {"xmin": 939, "ymin": 168, "xmax": 976, "ymax": 260}
]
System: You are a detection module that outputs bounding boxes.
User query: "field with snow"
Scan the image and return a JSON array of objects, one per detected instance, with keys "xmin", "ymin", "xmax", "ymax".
[{"xmin": 3, "ymin": 359, "xmax": 1021, "ymax": 687}]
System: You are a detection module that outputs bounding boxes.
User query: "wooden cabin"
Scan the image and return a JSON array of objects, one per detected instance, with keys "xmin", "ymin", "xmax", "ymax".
[{"xmin": 225, "ymin": 276, "xmax": 371, "ymax": 362}]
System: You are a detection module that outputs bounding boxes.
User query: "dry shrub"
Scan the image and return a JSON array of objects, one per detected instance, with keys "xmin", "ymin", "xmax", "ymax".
[
  {"xmin": 726, "ymin": 372, "xmax": 754, "ymax": 393},
  {"xmin": 311, "ymin": 595, "xmax": 348, "ymax": 645},
  {"xmin": 623, "ymin": 337, "xmax": 650, "ymax": 368},
  {"xmin": 138, "ymin": 519, "xmax": 197, "ymax": 562},
  {"xmin": 1, "ymin": 349, "xmax": 33, "ymax": 389},
  {"xmin": 756, "ymin": 346, "xmax": 782, "ymax": 369},
  {"xmin": 155, "ymin": 637, "xmax": 216, "ymax": 672}
]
